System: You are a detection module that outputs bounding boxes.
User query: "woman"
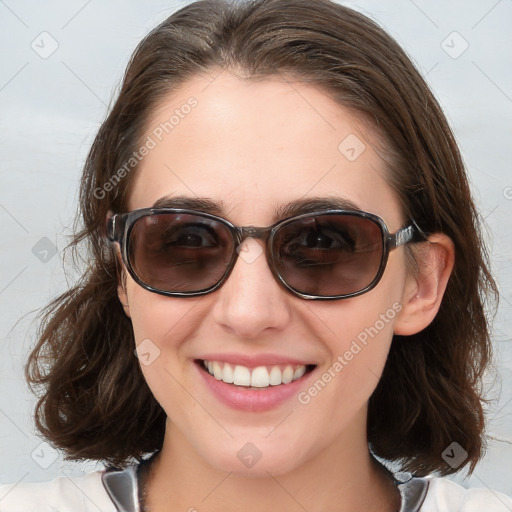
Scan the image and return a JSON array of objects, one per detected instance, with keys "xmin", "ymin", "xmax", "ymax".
[{"xmin": 1, "ymin": 0, "xmax": 511, "ymax": 510}]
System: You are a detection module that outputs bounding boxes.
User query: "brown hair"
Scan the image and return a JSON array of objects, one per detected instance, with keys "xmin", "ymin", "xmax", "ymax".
[{"xmin": 26, "ymin": 0, "xmax": 497, "ymax": 475}]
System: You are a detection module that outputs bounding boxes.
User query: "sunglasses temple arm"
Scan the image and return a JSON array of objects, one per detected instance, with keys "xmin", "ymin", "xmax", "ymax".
[
  {"xmin": 106, "ymin": 214, "xmax": 127, "ymax": 243},
  {"xmin": 390, "ymin": 220, "xmax": 428, "ymax": 249},
  {"xmin": 106, "ymin": 215, "xmax": 116, "ymax": 242}
]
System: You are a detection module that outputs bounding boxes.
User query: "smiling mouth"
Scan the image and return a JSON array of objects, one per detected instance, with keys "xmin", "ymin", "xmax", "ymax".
[{"xmin": 196, "ymin": 359, "xmax": 316, "ymax": 389}]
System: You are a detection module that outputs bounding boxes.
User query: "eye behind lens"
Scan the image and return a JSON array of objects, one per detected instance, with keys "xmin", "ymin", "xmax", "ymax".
[
  {"xmin": 126, "ymin": 213, "xmax": 235, "ymax": 295},
  {"xmin": 273, "ymin": 213, "xmax": 385, "ymax": 298}
]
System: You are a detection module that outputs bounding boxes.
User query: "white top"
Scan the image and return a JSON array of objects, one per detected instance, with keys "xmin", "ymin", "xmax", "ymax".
[{"xmin": 1, "ymin": 464, "xmax": 511, "ymax": 512}]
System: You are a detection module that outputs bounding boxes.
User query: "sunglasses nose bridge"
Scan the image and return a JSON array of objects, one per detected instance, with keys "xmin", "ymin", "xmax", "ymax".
[
  {"xmin": 232, "ymin": 225, "xmax": 274, "ymax": 269},
  {"xmin": 227, "ymin": 225, "xmax": 279, "ymax": 291},
  {"xmin": 235, "ymin": 225, "xmax": 272, "ymax": 245}
]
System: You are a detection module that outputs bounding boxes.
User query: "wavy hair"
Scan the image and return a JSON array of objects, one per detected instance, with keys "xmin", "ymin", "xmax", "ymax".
[{"xmin": 26, "ymin": 0, "xmax": 497, "ymax": 475}]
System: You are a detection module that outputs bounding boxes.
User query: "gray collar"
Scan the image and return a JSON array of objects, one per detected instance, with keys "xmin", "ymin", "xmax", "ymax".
[
  {"xmin": 101, "ymin": 461, "xmax": 429, "ymax": 512},
  {"xmin": 395, "ymin": 471, "xmax": 429, "ymax": 511},
  {"xmin": 102, "ymin": 465, "xmax": 140, "ymax": 512}
]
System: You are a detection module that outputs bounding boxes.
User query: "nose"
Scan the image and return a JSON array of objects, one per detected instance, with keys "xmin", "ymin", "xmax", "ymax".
[{"xmin": 211, "ymin": 237, "xmax": 292, "ymax": 339}]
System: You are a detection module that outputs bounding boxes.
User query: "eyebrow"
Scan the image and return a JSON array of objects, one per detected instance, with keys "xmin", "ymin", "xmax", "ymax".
[
  {"xmin": 151, "ymin": 196, "xmax": 225, "ymax": 215},
  {"xmin": 151, "ymin": 195, "xmax": 362, "ymax": 221}
]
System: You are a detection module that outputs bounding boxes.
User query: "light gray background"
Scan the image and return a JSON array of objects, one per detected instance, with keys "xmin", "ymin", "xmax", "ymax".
[{"xmin": 1, "ymin": 0, "xmax": 511, "ymax": 497}]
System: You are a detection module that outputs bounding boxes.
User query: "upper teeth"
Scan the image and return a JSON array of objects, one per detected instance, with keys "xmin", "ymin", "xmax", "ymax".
[{"xmin": 203, "ymin": 360, "xmax": 307, "ymax": 388}]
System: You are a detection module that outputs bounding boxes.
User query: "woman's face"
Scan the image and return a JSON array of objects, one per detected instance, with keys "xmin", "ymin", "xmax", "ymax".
[{"xmin": 119, "ymin": 70, "xmax": 412, "ymax": 476}]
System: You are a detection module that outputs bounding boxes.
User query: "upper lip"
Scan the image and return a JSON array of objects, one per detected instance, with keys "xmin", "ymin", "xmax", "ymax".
[{"xmin": 196, "ymin": 353, "xmax": 316, "ymax": 368}]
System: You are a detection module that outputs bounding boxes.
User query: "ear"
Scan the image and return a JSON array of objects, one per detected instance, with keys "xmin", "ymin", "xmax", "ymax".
[
  {"xmin": 117, "ymin": 278, "xmax": 131, "ymax": 319},
  {"xmin": 110, "ymin": 226, "xmax": 131, "ymax": 319},
  {"xmin": 393, "ymin": 233, "xmax": 455, "ymax": 335},
  {"xmin": 106, "ymin": 209, "xmax": 132, "ymax": 318}
]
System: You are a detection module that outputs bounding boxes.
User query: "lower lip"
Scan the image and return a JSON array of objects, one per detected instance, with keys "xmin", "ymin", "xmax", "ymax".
[{"xmin": 195, "ymin": 362, "xmax": 315, "ymax": 412}]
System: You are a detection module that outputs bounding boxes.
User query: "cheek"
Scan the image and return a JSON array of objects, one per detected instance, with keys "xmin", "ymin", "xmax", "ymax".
[
  {"xmin": 125, "ymin": 287, "xmax": 209, "ymax": 423},
  {"xmin": 336, "ymin": 306, "xmax": 397, "ymax": 396},
  {"xmin": 125, "ymin": 275, "xmax": 198, "ymax": 342},
  {"xmin": 302, "ymin": 256, "xmax": 406, "ymax": 409},
  {"xmin": 288, "ymin": 302, "xmax": 399, "ymax": 462},
  {"xmin": 309, "ymin": 300, "xmax": 399, "ymax": 397},
  {"xmin": 125, "ymin": 278, "xmax": 201, "ymax": 379}
]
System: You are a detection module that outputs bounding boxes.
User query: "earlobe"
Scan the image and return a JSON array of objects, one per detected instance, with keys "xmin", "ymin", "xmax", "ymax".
[{"xmin": 394, "ymin": 233, "xmax": 455, "ymax": 336}]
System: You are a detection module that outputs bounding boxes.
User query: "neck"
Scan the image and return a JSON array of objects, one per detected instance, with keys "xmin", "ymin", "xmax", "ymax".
[{"xmin": 143, "ymin": 418, "xmax": 400, "ymax": 512}]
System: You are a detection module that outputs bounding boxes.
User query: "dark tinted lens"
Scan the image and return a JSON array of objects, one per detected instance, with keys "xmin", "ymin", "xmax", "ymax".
[
  {"xmin": 273, "ymin": 214, "xmax": 383, "ymax": 297},
  {"xmin": 128, "ymin": 213, "xmax": 234, "ymax": 293}
]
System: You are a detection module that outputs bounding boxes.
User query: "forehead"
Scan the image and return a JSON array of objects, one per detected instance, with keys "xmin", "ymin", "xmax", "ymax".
[{"xmin": 127, "ymin": 70, "xmax": 403, "ymax": 228}]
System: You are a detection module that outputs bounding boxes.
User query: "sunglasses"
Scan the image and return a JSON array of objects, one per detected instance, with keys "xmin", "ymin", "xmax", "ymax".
[{"xmin": 106, "ymin": 208, "xmax": 425, "ymax": 300}]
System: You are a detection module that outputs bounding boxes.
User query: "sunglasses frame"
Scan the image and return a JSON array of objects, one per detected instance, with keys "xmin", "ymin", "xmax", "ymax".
[{"xmin": 107, "ymin": 207, "xmax": 426, "ymax": 300}]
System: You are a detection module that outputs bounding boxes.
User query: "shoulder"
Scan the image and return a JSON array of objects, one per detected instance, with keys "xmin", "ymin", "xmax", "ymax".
[
  {"xmin": 0, "ymin": 470, "xmax": 116, "ymax": 512},
  {"xmin": 419, "ymin": 476, "xmax": 512, "ymax": 511}
]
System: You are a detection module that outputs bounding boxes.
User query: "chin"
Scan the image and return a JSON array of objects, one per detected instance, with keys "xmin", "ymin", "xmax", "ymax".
[{"xmin": 197, "ymin": 435, "xmax": 310, "ymax": 478}]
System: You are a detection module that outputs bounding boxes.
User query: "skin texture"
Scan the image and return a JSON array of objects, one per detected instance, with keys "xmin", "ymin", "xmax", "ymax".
[{"xmin": 115, "ymin": 69, "xmax": 454, "ymax": 512}]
